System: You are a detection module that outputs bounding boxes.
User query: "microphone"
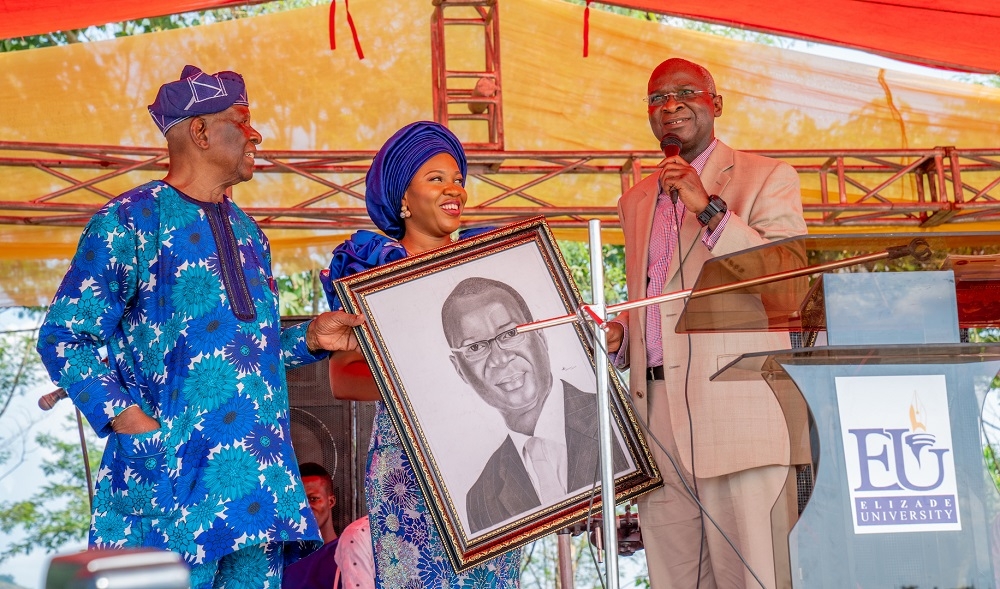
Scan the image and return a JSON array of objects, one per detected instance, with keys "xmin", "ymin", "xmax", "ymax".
[
  {"xmin": 38, "ymin": 388, "xmax": 68, "ymax": 411},
  {"xmin": 660, "ymin": 134, "xmax": 682, "ymax": 158},
  {"xmin": 659, "ymin": 134, "xmax": 682, "ymax": 203}
]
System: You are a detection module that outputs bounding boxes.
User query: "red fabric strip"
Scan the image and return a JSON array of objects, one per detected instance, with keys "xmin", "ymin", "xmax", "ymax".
[
  {"xmin": 583, "ymin": 0, "xmax": 591, "ymax": 57},
  {"xmin": 345, "ymin": 0, "xmax": 365, "ymax": 60},
  {"xmin": 328, "ymin": 0, "xmax": 336, "ymax": 50}
]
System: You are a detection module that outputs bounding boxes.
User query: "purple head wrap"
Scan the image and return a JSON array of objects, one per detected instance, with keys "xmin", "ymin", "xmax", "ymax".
[
  {"xmin": 148, "ymin": 65, "xmax": 249, "ymax": 135},
  {"xmin": 365, "ymin": 121, "xmax": 467, "ymax": 239}
]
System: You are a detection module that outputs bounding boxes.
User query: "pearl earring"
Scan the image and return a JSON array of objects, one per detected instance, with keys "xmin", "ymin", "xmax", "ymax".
[{"xmin": 400, "ymin": 202, "xmax": 411, "ymax": 219}]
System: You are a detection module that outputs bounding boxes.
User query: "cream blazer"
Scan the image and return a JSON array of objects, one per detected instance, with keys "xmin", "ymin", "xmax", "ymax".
[{"xmin": 617, "ymin": 140, "xmax": 808, "ymax": 478}]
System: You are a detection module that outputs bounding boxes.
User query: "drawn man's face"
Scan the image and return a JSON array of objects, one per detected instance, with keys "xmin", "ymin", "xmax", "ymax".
[{"xmin": 446, "ymin": 289, "xmax": 552, "ymax": 423}]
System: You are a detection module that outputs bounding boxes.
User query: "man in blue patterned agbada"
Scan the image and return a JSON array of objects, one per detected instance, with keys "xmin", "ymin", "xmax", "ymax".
[{"xmin": 36, "ymin": 65, "xmax": 364, "ymax": 589}]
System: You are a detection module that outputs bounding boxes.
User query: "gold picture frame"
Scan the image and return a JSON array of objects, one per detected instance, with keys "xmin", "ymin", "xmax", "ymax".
[{"xmin": 334, "ymin": 217, "xmax": 661, "ymax": 572}]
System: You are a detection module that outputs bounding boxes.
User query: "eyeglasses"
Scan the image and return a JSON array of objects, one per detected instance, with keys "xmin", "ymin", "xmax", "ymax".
[
  {"xmin": 451, "ymin": 328, "xmax": 526, "ymax": 361},
  {"xmin": 644, "ymin": 90, "xmax": 715, "ymax": 107}
]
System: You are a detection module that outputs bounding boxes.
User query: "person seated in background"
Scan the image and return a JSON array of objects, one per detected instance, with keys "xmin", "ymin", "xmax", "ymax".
[
  {"xmin": 300, "ymin": 462, "xmax": 339, "ymax": 544},
  {"xmin": 282, "ymin": 463, "xmax": 340, "ymax": 589},
  {"xmin": 282, "ymin": 513, "xmax": 374, "ymax": 589},
  {"xmin": 335, "ymin": 516, "xmax": 374, "ymax": 589}
]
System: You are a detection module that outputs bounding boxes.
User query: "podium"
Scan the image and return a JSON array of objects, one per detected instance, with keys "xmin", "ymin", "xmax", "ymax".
[{"xmin": 678, "ymin": 233, "xmax": 1000, "ymax": 588}]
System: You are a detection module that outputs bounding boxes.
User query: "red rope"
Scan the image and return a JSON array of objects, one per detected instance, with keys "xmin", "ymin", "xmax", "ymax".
[
  {"xmin": 329, "ymin": 0, "xmax": 364, "ymax": 59},
  {"xmin": 583, "ymin": 0, "xmax": 591, "ymax": 57},
  {"xmin": 328, "ymin": 0, "xmax": 336, "ymax": 50},
  {"xmin": 345, "ymin": 0, "xmax": 365, "ymax": 60}
]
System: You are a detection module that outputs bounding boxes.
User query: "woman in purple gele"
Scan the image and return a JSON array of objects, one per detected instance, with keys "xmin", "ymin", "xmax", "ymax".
[{"xmin": 321, "ymin": 121, "xmax": 520, "ymax": 588}]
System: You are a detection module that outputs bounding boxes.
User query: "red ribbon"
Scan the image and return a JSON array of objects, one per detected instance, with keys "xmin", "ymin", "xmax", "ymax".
[
  {"xmin": 345, "ymin": 0, "xmax": 365, "ymax": 60},
  {"xmin": 329, "ymin": 0, "xmax": 365, "ymax": 60},
  {"xmin": 329, "ymin": 0, "xmax": 336, "ymax": 50},
  {"xmin": 583, "ymin": 0, "xmax": 591, "ymax": 58}
]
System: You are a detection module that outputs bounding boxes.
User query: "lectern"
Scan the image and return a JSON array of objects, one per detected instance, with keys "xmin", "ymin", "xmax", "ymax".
[{"xmin": 678, "ymin": 233, "xmax": 1000, "ymax": 588}]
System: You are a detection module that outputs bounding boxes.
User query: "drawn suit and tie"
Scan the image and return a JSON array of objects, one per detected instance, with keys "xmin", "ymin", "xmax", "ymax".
[{"xmin": 441, "ymin": 277, "xmax": 630, "ymax": 534}]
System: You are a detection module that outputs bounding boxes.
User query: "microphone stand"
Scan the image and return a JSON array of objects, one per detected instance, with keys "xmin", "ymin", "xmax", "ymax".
[
  {"xmin": 520, "ymin": 238, "xmax": 931, "ymax": 336},
  {"xmin": 587, "ymin": 219, "xmax": 620, "ymax": 589},
  {"xmin": 75, "ymin": 407, "xmax": 94, "ymax": 513},
  {"xmin": 38, "ymin": 388, "xmax": 95, "ymax": 513},
  {"xmin": 517, "ymin": 233, "xmax": 930, "ymax": 589}
]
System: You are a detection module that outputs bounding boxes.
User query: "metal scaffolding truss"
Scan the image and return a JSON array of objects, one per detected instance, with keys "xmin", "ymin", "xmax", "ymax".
[
  {"xmin": 4, "ymin": 0, "xmax": 1000, "ymax": 234},
  {"xmin": 431, "ymin": 0, "xmax": 504, "ymax": 151},
  {"xmin": 3, "ymin": 141, "xmax": 1000, "ymax": 231}
]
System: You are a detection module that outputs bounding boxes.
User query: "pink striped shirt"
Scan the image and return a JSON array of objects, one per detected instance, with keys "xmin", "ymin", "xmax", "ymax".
[{"xmin": 614, "ymin": 138, "xmax": 732, "ymax": 369}]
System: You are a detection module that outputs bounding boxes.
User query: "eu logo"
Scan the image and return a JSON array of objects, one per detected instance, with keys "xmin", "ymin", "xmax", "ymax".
[{"xmin": 848, "ymin": 428, "xmax": 950, "ymax": 492}]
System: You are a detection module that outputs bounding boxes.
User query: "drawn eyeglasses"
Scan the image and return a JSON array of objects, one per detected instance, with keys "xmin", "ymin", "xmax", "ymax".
[{"xmin": 451, "ymin": 328, "xmax": 527, "ymax": 361}]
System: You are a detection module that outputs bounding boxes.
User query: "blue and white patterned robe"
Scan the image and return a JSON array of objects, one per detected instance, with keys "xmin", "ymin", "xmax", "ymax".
[{"xmin": 37, "ymin": 181, "xmax": 324, "ymax": 579}]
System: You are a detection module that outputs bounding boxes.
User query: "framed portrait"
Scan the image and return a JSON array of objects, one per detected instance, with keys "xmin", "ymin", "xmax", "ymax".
[{"xmin": 334, "ymin": 216, "xmax": 661, "ymax": 572}]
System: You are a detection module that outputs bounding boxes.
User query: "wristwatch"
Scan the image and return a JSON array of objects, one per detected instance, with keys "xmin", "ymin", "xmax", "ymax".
[{"xmin": 697, "ymin": 195, "xmax": 727, "ymax": 226}]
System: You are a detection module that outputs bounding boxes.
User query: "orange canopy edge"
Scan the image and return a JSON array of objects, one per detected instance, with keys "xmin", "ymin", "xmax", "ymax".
[
  {"xmin": 3, "ymin": 0, "xmax": 999, "ymax": 74},
  {"xmin": 604, "ymin": 0, "xmax": 1000, "ymax": 75},
  {"xmin": 0, "ymin": 0, "xmax": 270, "ymax": 40}
]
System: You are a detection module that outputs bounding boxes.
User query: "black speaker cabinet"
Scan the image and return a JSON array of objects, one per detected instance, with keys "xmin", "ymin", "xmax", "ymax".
[{"xmin": 283, "ymin": 317, "xmax": 375, "ymax": 536}]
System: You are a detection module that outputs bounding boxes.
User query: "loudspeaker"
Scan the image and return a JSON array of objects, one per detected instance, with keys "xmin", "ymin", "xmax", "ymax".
[{"xmin": 283, "ymin": 317, "xmax": 375, "ymax": 536}]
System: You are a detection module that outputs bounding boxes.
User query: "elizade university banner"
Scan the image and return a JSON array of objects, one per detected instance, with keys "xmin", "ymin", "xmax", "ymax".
[{"xmin": 836, "ymin": 374, "xmax": 961, "ymax": 535}]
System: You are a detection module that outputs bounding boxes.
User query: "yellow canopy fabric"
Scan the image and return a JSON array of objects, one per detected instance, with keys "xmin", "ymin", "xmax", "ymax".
[{"xmin": 2, "ymin": 0, "xmax": 1000, "ymax": 306}]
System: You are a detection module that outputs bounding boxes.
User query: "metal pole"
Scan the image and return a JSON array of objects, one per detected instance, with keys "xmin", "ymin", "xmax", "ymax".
[
  {"xmin": 556, "ymin": 531, "xmax": 575, "ymax": 589},
  {"xmin": 588, "ymin": 219, "xmax": 619, "ymax": 589},
  {"xmin": 75, "ymin": 408, "xmax": 94, "ymax": 514}
]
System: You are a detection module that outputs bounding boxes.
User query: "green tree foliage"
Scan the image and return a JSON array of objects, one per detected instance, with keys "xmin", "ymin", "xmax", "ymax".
[
  {"xmin": 0, "ymin": 310, "xmax": 44, "ymax": 418},
  {"xmin": 520, "ymin": 531, "xmax": 647, "ymax": 589},
  {"xmin": 0, "ymin": 310, "xmax": 46, "ymax": 479},
  {"xmin": 984, "ymin": 445, "xmax": 1000, "ymax": 494},
  {"xmin": 952, "ymin": 73, "xmax": 1000, "ymax": 88},
  {"xmin": 0, "ymin": 1, "xmax": 326, "ymax": 53},
  {"xmin": 558, "ymin": 241, "xmax": 628, "ymax": 305},
  {"xmin": 972, "ymin": 329, "xmax": 1000, "ymax": 494},
  {"xmin": 0, "ymin": 424, "xmax": 104, "ymax": 564},
  {"xmin": 276, "ymin": 269, "xmax": 326, "ymax": 316},
  {"xmin": 0, "ymin": 574, "xmax": 27, "ymax": 589},
  {"xmin": 971, "ymin": 328, "xmax": 1000, "ymax": 391},
  {"xmin": 561, "ymin": 0, "xmax": 659, "ymax": 21},
  {"xmin": 562, "ymin": 0, "xmax": 808, "ymax": 47},
  {"xmin": 0, "ymin": 308, "xmax": 102, "ymax": 565},
  {"xmin": 969, "ymin": 328, "xmax": 1000, "ymax": 344}
]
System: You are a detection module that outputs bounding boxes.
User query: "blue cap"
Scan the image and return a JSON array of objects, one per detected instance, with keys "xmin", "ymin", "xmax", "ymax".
[{"xmin": 148, "ymin": 65, "xmax": 249, "ymax": 135}]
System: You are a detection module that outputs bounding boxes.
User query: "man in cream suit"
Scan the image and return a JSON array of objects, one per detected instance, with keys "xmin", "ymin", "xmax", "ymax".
[{"xmin": 606, "ymin": 58, "xmax": 808, "ymax": 589}]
